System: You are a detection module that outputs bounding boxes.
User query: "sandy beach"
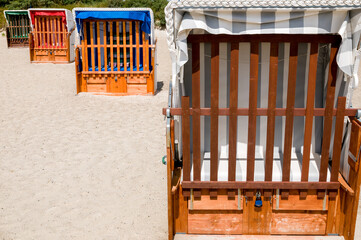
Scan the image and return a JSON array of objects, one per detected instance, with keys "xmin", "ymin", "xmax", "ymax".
[
  {"xmin": 0, "ymin": 30, "xmax": 170, "ymax": 239},
  {"xmin": 0, "ymin": 29, "xmax": 361, "ymax": 240}
]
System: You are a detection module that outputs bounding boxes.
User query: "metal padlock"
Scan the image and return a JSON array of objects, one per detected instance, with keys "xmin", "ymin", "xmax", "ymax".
[{"xmin": 255, "ymin": 191, "xmax": 263, "ymax": 208}]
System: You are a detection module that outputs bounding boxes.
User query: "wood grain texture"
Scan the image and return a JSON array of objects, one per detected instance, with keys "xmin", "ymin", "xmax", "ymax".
[
  {"xmin": 265, "ymin": 42, "xmax": 279, "ymax": 181},
  {"xmin": 182, "ymin": 181, "xmax": 340, "ymax": 190},
  {"xmin": 190, "ymin": 194, "xmax": 242, "ymax": 210},
  {"xmin": 273, "ymin": 190, "xmax": 327, "ymax": 210},
  {"xmin": 229, "ymin": 42, "xmax": 239, "ymax": 182},
  {"xmin": 247, "ymin": 42, "xmax": 259, "ymax": 182},
  {"xmin": 192, "ymin": 42, "xmax": 201, "ymax": 182},
  {"xmin": 302, "ymin": 42, "xmax": 319, "ymax": 182},
  {"xmin": 174, "ymin": 185, "xmax": 188, "ymax": 234},
  {"xmin": 282, "ymin": 42, "xmax": 298, "ymax": 182},
  {"xmin": 188, "ymin": 210, "xmax": 242, "ymax": 234},
  {"xmin": 210, "ymin": 42, "xmax": 220, "ymax": 183},
  {"xmin": 271, "ymin": 212, "xmax": 327, "ymax": 235},
  {"xmin": 182, "ymin": 96, "xmax": 191, "ymax": 197},
  {"xmin": 319, "ymin": 43, "xmax": 339, "ymax": 182},
  {"xmin": 330, "ymin": 97, "xmax": 346, "ymax": 182},
  {"xmin": 243, "ymin": 193, "xmax": 272, "ymax": 234}
]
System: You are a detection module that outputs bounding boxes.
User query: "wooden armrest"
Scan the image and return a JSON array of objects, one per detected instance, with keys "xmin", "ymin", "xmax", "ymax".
[
  {"xmin": 171, "ymin": 168, "xmax": 181, "ymax": 195},
  {"xmin": 338, "ymin": 173, "xmax": 355, "ymax": 196}
]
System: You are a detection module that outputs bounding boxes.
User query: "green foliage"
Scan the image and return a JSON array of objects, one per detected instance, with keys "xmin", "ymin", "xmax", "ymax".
[
  {"xmin": 0, "ymin": 8, "xmax": 6, "ymax": 29},
  {"xmin": 0, "ymin": 0, "xmax": 168, "ymax": 30},
  {"xmin": 107, "ymin": 0, "xmax": 168, "ymax": 28}
]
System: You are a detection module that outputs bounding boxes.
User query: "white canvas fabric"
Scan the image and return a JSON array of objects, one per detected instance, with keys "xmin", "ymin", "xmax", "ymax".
[{"xmin": 165, "ymin": 1, "xmax": 361, "ymax": 90}]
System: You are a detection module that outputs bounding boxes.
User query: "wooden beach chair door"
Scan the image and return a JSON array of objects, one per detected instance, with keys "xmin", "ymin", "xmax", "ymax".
[
  {"xmin": 333, "ymin": 118, "xmax": 361, "ymax": 240},
  {"xmin": 32, "ymin": 16, "xmax": 68, "ymax": 62},
  {"xmin": 165, "ymin": 33, "xmax": 361, "ymax": 239}
]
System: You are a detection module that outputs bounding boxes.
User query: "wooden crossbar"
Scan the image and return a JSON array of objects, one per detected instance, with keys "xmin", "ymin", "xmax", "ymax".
[{"xmin": 163, "ymin": 108, "xmax": 358, "ymax": 116}]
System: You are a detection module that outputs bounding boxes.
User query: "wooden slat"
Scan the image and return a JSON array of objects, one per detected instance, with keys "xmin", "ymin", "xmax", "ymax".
[
  {"xmin": 247, "ymin": 42, "xmax": 259, "ymax": 181},
  {"xmin": 330, "ymin": 97, "xmax": 346, "ymax": 182},
  {"xmin": 302, "ymin": 42, "xmax": 319, "ymax": 182},
  {"xmin": 103, "ymin": 21, "xmax": 107, "ymax": 71},
  {"xmin": 145, "ymin": 33, "xmax": 149, "ymax": 71},
  {"xmin": 82, "ymin": 21, "xmax": 88, "ymax": 71},
  {"xmin": 57, "ymin": 17, "xmax": 61, "ymax": 47},
  {"xmin": 90, "ymin": 22, "xmax": 95, "ymax": 72},
  {"xmin": 229, "ymin": 42, "xmax": 239, "ymax": 184},
  {"xmin": 282, "ymin": 42, "xmax": 298, "ymax": 181},
  {"xmin": 123, "ymin": 21, "xmax": 127, "ymax": 72},
  {"xmin": 63, "ymin": 18, "xmax": 66, "ymax": 49},
  {"xmin": 34, "ymin": 17, "xmax": 38, "ymax": 47},
  {"xmin": 41, "ymin": 17, "xmax": 45, "ymax": 48},
  {"xmin": 210, "ymin": 42, "xmax": 219, "ymax": 185},
  {"xmin": 116, "ymin": 21, "xmax": 120, "ymax": 71},
  {"xmin": 50, "ymin": 17, "xmax": 54, "ymax": 47},
  {"xmin": 192, "ymin": 42, "xmax": 201, "ymax": 183},
  {"xmin": 97, "ymin": 22, "xmax": 101, "ymax": 71},
  {"xmin": 46, "ymin": 17, "xmax": 50, "ymax": 48},
  {"xmin": 182, "ymin": 181, "xmax": 340, "ymax": 190},
  {"xmin": 130, "ymin": 21, "xmax": 133, "ymax": 71},
  {"xmin": 136, "ymin": 22, "xmax": 140, "ymax": 71},
  {"xmin": 182, "ymin": 96, "xmax": 191, "ymax": 197},
  {"xmin": 265, "ymin": 42, "xmax": 279, "ymax": 181},
  {"xmin": 319, "ymin": 43, "xmax": 339, "ymax": 182},
  {"xmin": 110, "ymin": 21, "xmax": 114, "ymax": 71},
  {"xmin": 142, "ymin": 31, "xmax": 146, "ymax": 71}
]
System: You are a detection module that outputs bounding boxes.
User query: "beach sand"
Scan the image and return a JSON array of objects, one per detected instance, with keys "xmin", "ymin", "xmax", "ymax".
[
  {"xmin": 0, "ymin": 30, "xmax": 170, "ymax": 239},
  {"xmin": 0, "ymin": 29, "xmax": 360, "ymax": 239}
]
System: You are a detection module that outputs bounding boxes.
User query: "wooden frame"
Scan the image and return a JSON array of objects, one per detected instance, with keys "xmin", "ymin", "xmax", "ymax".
[
  {"xmin": 4, "ymin": 11, "xmax": 30, "ymax": 48},
  {"xmin": 164, "ymin": 34, "xmax": 361, "ymax": 240},
  {"xmin": 75, "ymin": 19, "xmax": 156, "ymax": 96},
  {"xmin": 29, "ymin": 12, "xmax": 74, "ymax": 63}
]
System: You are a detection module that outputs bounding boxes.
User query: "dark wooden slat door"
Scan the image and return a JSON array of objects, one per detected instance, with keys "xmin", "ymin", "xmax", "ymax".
[
  {"xmin": 282, "ymin": 42, "xmax": 298, "ymax": 182},
  {"xmin": 192, "ymin": 42, "xmax": 201, "ymax": 198},
  {"xmin": 182, "ymin": 96, "xmax": 191, "ymax": 197},
  {"xmin": 265, "ymin": 42, "xmax": 279, "ymax": 182},
  {"xmin": 247, "ymin": 42, "xmax": 259, "ymax": 182},
  {"xmin": 319, "ymin": 43, "xmax": 339, "ymax": 182},
  {"xmin": 302, "ymin": 42, "xmax": 319, "ymax": 182},
  {"xmin": 228, "ymin": 42, "xmax": 239, "ymax": 197},
  {"xmin": 210, "ymin": 42, "xmax": 220, "ymax": 196}
]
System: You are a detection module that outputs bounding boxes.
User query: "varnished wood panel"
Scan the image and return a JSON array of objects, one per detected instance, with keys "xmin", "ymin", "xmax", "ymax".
[
  {"xmin": 273, "ymin": 190, "xmax": 327, "ymax": 211},
  {"xmin": 188, "ymin": 210, "xmax": 242, "ymax": 234},
  {"xmin": 189, "ymin": 193, "xmax": 242, "ymax": 210},
  {"xmin": 271, "ymin": 212, "xmax": 327, "ymax": 235}
]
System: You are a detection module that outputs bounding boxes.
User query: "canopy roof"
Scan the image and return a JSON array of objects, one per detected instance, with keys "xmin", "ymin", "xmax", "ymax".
[
  {"xmin": 72, "ymin": 8, "xmax": 154, "ymax": 44},
  {"xmin": 4, "ymin": 10, "xmax": 28, "ymax": 16},
  {"xmin": 165, "ymin": 0, "xmax": 361, "ymax": 90},
  {"xmin": 28, "ymin": 8, "xmax": 75, "ymax": 31},
  {"xmin": 4, "ymin": 10, "xmax": 29, "ymax": 24},
  {"xmin": 73, "ymin": 8, "xmax": 152, "ymax": 34}
]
